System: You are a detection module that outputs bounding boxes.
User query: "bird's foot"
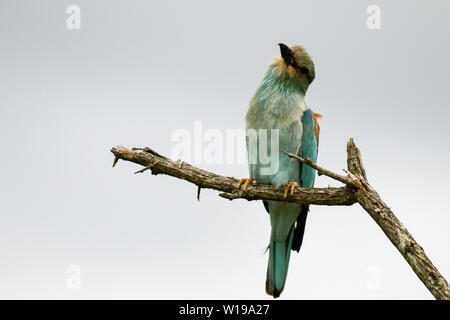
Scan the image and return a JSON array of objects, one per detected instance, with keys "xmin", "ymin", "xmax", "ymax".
[
  {"xmin": 283, "ymin": 182, "xmax": 298, "ymax": 198},
  {"xmin": 236, "ymin": 178, "xmax": 256, "ymax": 191}
]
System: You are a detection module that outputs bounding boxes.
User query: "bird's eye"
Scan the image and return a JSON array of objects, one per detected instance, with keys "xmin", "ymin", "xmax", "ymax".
[{"xmin": 299, "ymin": 66, "xmax": 309, "ymax": 76}]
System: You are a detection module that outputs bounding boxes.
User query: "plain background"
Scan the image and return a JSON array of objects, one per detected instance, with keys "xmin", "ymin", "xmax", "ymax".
[{"xmin": 1, "ymin": 0, "xmax": 449, "ymax": 299}]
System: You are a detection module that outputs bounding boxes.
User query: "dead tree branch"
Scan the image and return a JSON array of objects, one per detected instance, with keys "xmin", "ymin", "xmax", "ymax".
[
  {"xmin": 111, "ymin": 146, "xmax": 356, "ymax": 206},
  {"xmin": 110, "ymin": 139, "xmax": 450, "ymax": 300},
  {"xmin": 344, "ymin": 139, "xmax": 450, "ymax": 300}
]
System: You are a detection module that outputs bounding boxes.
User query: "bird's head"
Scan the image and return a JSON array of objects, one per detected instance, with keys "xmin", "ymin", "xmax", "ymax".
[{"xmin": 268, "ymin": 43, "xmax": 315, "ymax": 94}]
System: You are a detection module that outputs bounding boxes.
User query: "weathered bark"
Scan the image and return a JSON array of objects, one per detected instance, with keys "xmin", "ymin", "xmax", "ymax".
[
  {"xmin": 345, "ymin": 139, "xmax": 450, "ymax": 300},
  {"xmin": 110, "ymin": 140, "xmax": 450, "ymax": 300},
  {"xmin": 110, "ymin": 146, "xmax": 356, "ymax": 206}
]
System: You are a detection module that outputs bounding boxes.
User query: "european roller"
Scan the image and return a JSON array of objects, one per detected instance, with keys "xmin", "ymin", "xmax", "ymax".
[{"xmin": 238, "ymin": 44, "xmax": 321, "ymax": 297}]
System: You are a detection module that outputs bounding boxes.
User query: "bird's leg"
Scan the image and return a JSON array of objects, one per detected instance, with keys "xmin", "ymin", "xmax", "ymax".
[
  {"xmin": 283, "ymin": 182, "xmax": 298, "ymax": 198},
  {"xmin": 236, "ymin": 178, "xmax": 256, "ymax": 191}
]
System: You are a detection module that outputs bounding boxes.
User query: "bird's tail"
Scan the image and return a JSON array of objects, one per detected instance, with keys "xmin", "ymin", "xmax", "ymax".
[{"xmin": 265, "ymin": 224, "xmax": 295, "ymax": 298}]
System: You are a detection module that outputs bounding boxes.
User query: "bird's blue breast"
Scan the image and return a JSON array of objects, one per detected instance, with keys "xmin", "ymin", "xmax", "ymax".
[{"xmin": 245, "ymin": 68, "xmax": 306, "ymax": 188}]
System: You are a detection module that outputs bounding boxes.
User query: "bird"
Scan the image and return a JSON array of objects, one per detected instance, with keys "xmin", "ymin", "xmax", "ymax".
[{"xmin": 237, "ymin": 43, "xmax": 321, "ymax": 297}]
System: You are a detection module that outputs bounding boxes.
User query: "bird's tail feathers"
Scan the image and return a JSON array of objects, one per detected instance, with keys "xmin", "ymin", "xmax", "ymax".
[{"xmin": 265, "ymin": 225, "xmax": 295, "ymax": 298}]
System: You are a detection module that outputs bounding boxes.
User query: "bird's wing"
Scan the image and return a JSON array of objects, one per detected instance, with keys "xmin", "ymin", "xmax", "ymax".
[
  {"xmin": 292, "ymin": 109, "xmax": 319, "ymax": 252},
  {"xmin": 300, "ymin": 109, "xmax": 319, "ymax": 185}
]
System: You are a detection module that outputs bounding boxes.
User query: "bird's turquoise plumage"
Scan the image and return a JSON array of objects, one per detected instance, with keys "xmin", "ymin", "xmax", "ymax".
[
  {"xmin": 245, "ymin": 44, "xmax": 319, "ymax": 297},
  {"xmin": 300, "ymin": 110, "xmax": 319, "ymax": 187}
]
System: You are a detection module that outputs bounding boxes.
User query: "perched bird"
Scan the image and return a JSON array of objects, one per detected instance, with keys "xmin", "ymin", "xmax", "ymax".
[{"xmin": 238, "ymin": 44, "xmax": 321, "ymax": 297}]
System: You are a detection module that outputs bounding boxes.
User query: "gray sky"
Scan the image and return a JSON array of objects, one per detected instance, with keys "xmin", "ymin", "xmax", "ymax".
[{"xmin": 1, "ymin": 0, "xmax": 449, "ymax": 299}]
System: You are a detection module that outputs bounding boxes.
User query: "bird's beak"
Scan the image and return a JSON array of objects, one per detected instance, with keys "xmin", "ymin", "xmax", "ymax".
[{"xmin": 278, "ymin": 43, "xmax": 295, "ymax": 67}]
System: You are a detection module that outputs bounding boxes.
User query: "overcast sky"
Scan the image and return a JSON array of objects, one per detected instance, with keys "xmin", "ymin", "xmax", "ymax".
[{"xmin": 1, "ymin": 0, "xmax": 449, "ymax": 299}]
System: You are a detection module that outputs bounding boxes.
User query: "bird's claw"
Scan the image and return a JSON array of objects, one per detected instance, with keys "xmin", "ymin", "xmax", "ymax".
[
  {"xmin": 236, "ymin": 178, "xmax": 256, "ymax": 191},
  {"xmin": 283, "ymin": 182, "xmax": 298, "ymax": 198}
]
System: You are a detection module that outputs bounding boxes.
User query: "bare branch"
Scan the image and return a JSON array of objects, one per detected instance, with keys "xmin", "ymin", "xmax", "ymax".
[
  {"xmin": 110, "ymin": 146, "xmax": 356, "ymax": 206},
  {"xmin": 110, "ymin": 140, "xmax": 450, "ymax": 300},
  {"xmin": 280, "ymin": 149, "xmax": 365, "ymax": 190},
  {"xmin": 345, "ymin": 139, "xmax": 450, "ymax": 300}
]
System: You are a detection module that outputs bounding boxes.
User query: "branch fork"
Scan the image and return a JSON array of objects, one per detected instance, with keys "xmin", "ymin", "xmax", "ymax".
[{"xmin": 110, "ymin": 138, "xmax": 450, "ymax": 300}]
